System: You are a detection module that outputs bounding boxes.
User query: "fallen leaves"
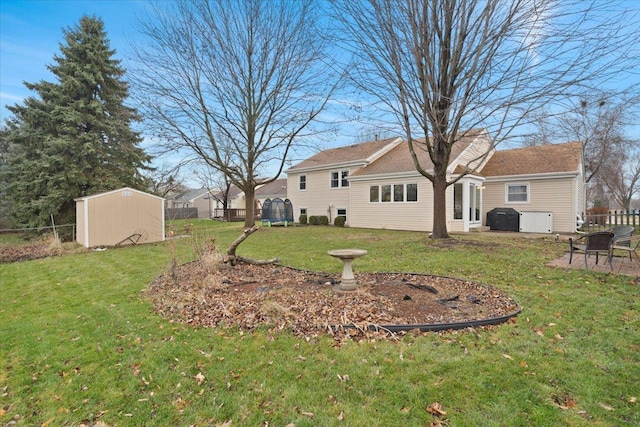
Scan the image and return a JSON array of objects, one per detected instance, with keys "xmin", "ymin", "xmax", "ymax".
[
  {"xmin": 144, "ymin": 262, "xmax": 519, "ymax": 341},
  {"xmin": 598, "ymin": 402, "xmax": 614, "ymax": 411},
  {"xmin": 337, "ymin": 374, "xmax": 350, "ymax": 382},
  {"xmin": 552, "ymin": 393, "xmax": 577, "ymax": 410},
  {"xmin": 426, "ymin": 402, "xmax": 447, "ymax": 416},
  {"xmin": 0, "ymin": 238, "xmax": 61, "ymax": 264},
  {"xmin": 195, "ymin": 372, "xmax": 206, "ymax": 385}
]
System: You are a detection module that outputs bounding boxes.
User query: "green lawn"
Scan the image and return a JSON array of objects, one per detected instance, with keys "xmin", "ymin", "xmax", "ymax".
[{"xmin": 1, "ymin": 221, "xmax": 638, "ymax": 426}]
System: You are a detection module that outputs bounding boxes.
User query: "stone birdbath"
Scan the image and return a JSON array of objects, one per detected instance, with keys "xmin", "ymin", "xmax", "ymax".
[{"xmin": 327, "ymin": 249, "xmax": 368, "ymax": 291}]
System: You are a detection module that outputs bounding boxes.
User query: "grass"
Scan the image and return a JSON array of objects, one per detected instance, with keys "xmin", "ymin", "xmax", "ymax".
[{"xmin": 1, "ymin": 220, "xmax": 639, "ymax": 426}]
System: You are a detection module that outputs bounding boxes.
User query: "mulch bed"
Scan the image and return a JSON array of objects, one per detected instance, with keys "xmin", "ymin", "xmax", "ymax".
[{"xmin": 145, "ymin": 259, "xmax": 520, "ymax": 341}]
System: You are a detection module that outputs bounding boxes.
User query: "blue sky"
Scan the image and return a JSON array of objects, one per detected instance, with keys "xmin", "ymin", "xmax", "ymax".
[
  {"xmin": 0, "ymin": 0, "xmax": 149, "ymax": 122},
  {"xmin": 2, "ymin": 0, "xmax": 639, "ymax": 151}
]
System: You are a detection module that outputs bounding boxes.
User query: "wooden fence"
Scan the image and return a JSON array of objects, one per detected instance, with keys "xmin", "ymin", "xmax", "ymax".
[
  {"xmin": 165, "ymin": 207, "xmax": 198, "ymax": 220},
  {"xmin": 213, "ymin": 209, "xmax": 262, "ymax": 222},
  {"xmin": 580, "ymin": 210, "xmax": 640, "ymax": 231}
]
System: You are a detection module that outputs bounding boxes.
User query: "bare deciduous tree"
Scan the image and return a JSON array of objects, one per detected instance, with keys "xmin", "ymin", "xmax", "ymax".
[
  {"xmin": 146, "ymin": 162, "xmax": 189, "ymax": 199},
  {"xmin": 192, "ymin": 161, "xmax": 232, "ymax": 217},
  {"xmin": 133, "ymin": 0, "xmax": 337, "ymax": 232},
  {"xmin": 600, "ymin": 149, "xmax": 640, "ymax": 211},
  {"xmin": 335, "ymin": 0, "xmax": 640, "ymax": 238},
  {"xmin": 526, "ymin": 95, "xmax": 639, "ymax": 208},
  {"xmin": 558, "ymin": 97, "xmax": 634, "ymax": 184}
]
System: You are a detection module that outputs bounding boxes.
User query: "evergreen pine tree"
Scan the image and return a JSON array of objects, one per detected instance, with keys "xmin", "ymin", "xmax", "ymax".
[{"xmin": 2, "ymin": 15, "xmax": 150, "ymax": 228}]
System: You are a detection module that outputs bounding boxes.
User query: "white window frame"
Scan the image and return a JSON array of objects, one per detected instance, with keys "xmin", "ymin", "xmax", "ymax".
[
  {"xmin": 369, "ymin": 185, "xmax": 380, "ymax": 202},
  {"xmin": 369, "ymin": 183, "xmax": 418, "ymax": 203},
  {"xmin": 453, "ymin": 183, "xmax": 463, "ymax": 220},
  {"xmin": 341, "ymin": 170, "xmax": 350, "ymax": 187},
  {"xmin": 330, "ymin": 170, "xmax": 349, "ymax": 188},
  {"xmin": 505, "ymin": 183, "xmax": 530, "ymax": 204},
  {"xmin": 299, "ymin": 175, "xmax": 306, "ymax": 191},
  {"xmin": 406, "ymin": 183, "xmax": 418, "ymax": 202}
]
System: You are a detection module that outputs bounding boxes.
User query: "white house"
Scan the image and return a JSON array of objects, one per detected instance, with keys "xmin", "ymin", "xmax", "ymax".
[
  {"xmin": 169, "ymin": 188, "xmax": 218, "ymax": 219},
  {"xmin": 286, "ymin": 130, "xmax": 585, "ymax": 234}
]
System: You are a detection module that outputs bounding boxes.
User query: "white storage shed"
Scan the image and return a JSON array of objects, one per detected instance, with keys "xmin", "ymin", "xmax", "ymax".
[{"xmin": 75, "ymin": 187, "xmax": 165, "ymax": 248}]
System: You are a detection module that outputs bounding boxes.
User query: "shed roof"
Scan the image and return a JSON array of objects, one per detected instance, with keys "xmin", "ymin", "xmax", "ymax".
[
  {"xmin": 479, "ymin": 141, "xmax": 582, "ymax": 177},
  {"xmin": 74, "ymin": 187, "xmax": 164, "ymax": 202}
]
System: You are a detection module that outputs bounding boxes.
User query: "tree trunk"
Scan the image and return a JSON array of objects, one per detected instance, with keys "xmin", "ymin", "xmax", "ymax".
[
  {"xmin": 225, "ymin": 225, "xmax": 280, "ymax": 266},
  {"xmin": 431, "ymin": 174, "xmax": 450, "ymax": 239},
  {"xmin": 244, "ymin": 186, "xmax": 256, "ymax": 228}
]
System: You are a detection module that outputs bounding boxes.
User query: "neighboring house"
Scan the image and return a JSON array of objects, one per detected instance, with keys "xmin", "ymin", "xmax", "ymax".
[
  {"xmin": 168, "ymin": 188, "xmax": 218, "ymax": 219},
  {"xmin": 209, "ymin": 180, "xmax": 288, "ymax": 222},
  {"xmin": 212, "ymin": 185, "xmax": 246, "ymax": 210},
  {"xmin": 211, "ymin": 185, "xmax": 251, "ymax": 221},
  {"xmin": 255, "ymin": 178, "xmax": 288, "ymax": 208},
  {"xmin": 286, "ymin": 131, "xmax": 585, "ymax": 234}
]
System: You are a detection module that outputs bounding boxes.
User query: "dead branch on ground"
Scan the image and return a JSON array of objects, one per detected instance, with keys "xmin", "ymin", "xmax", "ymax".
[{"xmin": 225, "ymin": 225, "xmax": 280, "ymax": 266}]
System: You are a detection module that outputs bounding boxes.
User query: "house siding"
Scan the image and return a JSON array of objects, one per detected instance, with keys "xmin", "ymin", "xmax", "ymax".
[
  {"xmin": 482, "ymin": 176, "xmax": 577, "ymax": 233},
  {"xmin": 287, "ymin": 169, "xmax": 352, "ymax": 222},
  {"xmin": 172, "ymin": 196, "xmax": 212, "ymax": 218},
  {"xmin": 350, "ymin": 177, "xmax": 433, "ymax": 231},
  {"xmin": 192, "ymin": 197, "xmax": 213, "ymax": 218}
]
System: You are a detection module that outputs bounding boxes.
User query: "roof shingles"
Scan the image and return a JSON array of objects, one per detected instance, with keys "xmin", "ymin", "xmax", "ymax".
[
  {"xmin": 351, "ymin": 130, "xmax": 483, "ymax": 177},
  {"xmin": 479, "ymin": 142, "xmax": 582, "ymax": 177},
  {"xmin": 287, "ymin": 137, "xmax": 399, "ymax": 171}
]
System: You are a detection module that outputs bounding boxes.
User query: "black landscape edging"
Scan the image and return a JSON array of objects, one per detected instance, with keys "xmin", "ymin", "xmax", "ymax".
[
  {"xmin": 280, "ymin": 265, "xmax": 523, "ymax": 332},
  {"xmin": 334, "ymin": 307, "xmax": 522, "ymax": 333}
]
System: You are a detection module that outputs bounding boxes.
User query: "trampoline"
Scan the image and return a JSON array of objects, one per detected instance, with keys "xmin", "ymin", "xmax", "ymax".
[{"xmin": 261, "ymin": 198, "xmax": 294, "ymax": 226}]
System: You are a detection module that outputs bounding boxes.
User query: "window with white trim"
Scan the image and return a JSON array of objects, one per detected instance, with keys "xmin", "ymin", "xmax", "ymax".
[
  {"xmin": 299, "ymin": 175, "xmax": 306, "ymax": 190},
  {"xmin": 369, "ymin": 183, "xmax": 418, "ymax": 203},
  {"xmin": 369, "ymin": 185, "xmax": 380, "ymax": 202},
  {"xmin": 331, "ymin": 170, "xmax": 349, "ymax": 188},
  {"xmin": 341, "ymin": 171, "xmax": 349, "ymax": 187},
  {"xmin": 406, "ymin": 184, "xmax": 417, "ymax": 202},
  {"xmin": 453, "ymin": 183, "xmax": 463, "ymax": 219},
  {"xmin": 506, "ymin": 183, "xmax": 529, "ymax": 203},
  {"xmin": 393, "ymin": 184, "xmax": 404, "ymax": 202},
  {"xmin": 381, "ymin": 185, "xmax": 392, "ymax": 202},
  {"xmin": 337, "ymin": 208, "xmax": 346, "ymax": 216},
  {"xmin": 300, "ymin": 208, "xmax": 307, "ymax": 216}
]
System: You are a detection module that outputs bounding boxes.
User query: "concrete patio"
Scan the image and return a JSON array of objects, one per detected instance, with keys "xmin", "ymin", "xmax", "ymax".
[{"xmin": 548, "ymin": 251, "xmax": 640, "ymax": 277}]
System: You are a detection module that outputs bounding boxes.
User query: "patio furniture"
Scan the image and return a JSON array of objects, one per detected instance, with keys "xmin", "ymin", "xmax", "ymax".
[
  {"xmin": 611, "ymin": 236, "xmax": 640, "ymax": 265},
  {"xmin": 568, "ymin": 231, "xmax": 614, "ymax": 270},
  {"xmin": 609, "ymin": 226, "xmax": 635, "ymax": 257}
]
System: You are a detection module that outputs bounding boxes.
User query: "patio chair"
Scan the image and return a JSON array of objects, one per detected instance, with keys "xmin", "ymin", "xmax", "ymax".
[
  {"xmin": 568, "ymin": 231, "xmax": 614, "ymax": 270},
  {"xmin": 609, "ymin": 226, "xmax": 635, "ymax": 256},
  {"xmin": 611, "ymin": 236, "xmax": 640, "ymax": 265}
]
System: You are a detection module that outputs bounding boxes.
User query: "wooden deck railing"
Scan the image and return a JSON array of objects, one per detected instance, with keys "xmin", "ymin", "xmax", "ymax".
[{"xmin": 580, "ymin": 210, "xmax": 640, "ymax": 232}]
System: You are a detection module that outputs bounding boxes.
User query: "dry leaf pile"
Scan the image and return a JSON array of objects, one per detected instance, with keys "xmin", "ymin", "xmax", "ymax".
[
  {"xmin": 145, "ymin": 259, "xmax": 519, "ymax": 340},
  {"xmin": 0, "ymin": 238, "xmax": 62, "ymax": 263}
]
